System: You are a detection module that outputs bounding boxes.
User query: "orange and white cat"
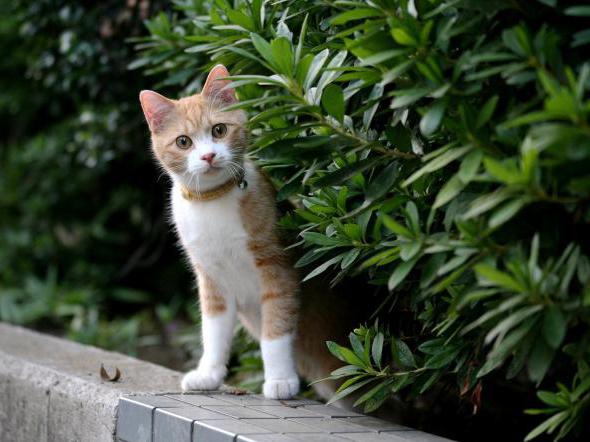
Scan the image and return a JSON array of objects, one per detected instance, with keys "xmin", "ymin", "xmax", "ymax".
[
  {"xmin": 140, "ymin": 65, "xmax": 301, "ymax": 399},
  {"xmin": 139, "ymin": 65, "xmax": 355, "ymax": 401}
]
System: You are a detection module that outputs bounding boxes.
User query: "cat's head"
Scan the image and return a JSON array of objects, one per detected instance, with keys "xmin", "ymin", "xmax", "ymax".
[{"xmin": 139, "ymin": 65, "xmax": 247, "ymax": 190}]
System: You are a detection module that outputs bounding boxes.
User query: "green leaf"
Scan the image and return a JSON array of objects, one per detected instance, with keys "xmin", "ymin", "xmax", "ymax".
[
  {"xmin": 270, "ymin": 37, "xmax": 293, "ymax": 75},
  {"xmin": 474, "ymin": 264, "xmax": 525, "ymax": 292},
  {"xmin": 433, "ymin": 174, "xmax": 466, "ymax": 209},
  {"xmin": 564, "ymin": 6, "xmax": 590, "ymax": 16},
  {"xmin": 326, "ymin": 341, "xmax": 366, "ymax": 367},
  {"xmin": 327, "ymin": 377, "xmax": 375, "ymax": 405},
  {"xmin": 476, "ymin": 95, "xmax": 499, "ymax": 128},
  {"xmin": 349, "ymin": 332, "xmax": 367, "ymax": 364},
  {"xmin": 381, "ymin": 214, "xmax": 412, "ymax": 238},
  {"xmin": 304, "ymin": 49, "xmax": 330, "ymax": 90},
  {"xmin": 250, "ymin": 33, "xmax": 274, "ymax": 66},
  {"xmin": 321, "ymin": 84, "xmax": 345, "ymax": 122},
  {"xmin": 483, "ymin": 157, "xmax": 523, "ymax": 184},
  {"xmin": 462, "ymin": 188, "xmax": 513, "ymax": 220},
  {"xmin": 330, "ymin": 8, "xmax": 382, "ymax": 25},
  {"xmin": 390, "ymin": 87, "xmax": 431, "ymax": 109},
  {"xmin": 371, "ymin": 332, "xmax": 384, "ymax": 367},
  {"xmin": 301, "ymin": 232, "xmax": 347, "ymax": 246},
  {"xmin": 360, "ymin": 49, "xmax": 409, "ymax": 66},
  {"xmin": 365, "ymin": 162, "xmax": 400, "ymax": 203},
  {"xmin": 488, "ymin": 198, "xmax": 530, "ymax": 228},
  {"xmin": 391, "ymin": 28, "xmax": 418, "ymax": 46},
  {"xmin": 527, "ymin": 338, "xmax": 555, "ymax": 384},
  {"xmin": 477, "ymin": 318, "xmax": 537, "ymax": 377},
  {"xmin": 420, "ymin": 100, "xmax": 446, "ymax": 136},
  {"xmin": 302, "ymin": 254, "xmax": 343, "ymax": 282},
  {"xmin": 424, "ymin": 347, "xmax": 460, "ymax": 369},
  {"xmin": 543, "ymin": 306, "xmax": 566, "ymax": 349},
  {"xmin": 400, "ymin": 241, "xmax": 421, "ymax": 261},
  {"xmin": 341, "ymin": 248, "xmax": 360, "ymax": 269},
  {"xmin": 458, "ymin": 150, "xmax": 483, "ymax": 183},
  {"xmin": 484, "ymin": 305, "xmax": 543, "ymax": 345},
  {"xmin": 226, "ymin": 9, "xmax": 255, "ymax": 31},
  {"xmin": 388, "ymin": 257, "xmax": 419, "ymax": 290},
  {"xmin": 403, "ymin": 145, "xmax": 473, "ymax": 186},
  {"xmin": 314, "ymin": 158, "xmax": 378, "ymax": 188},
  {"xmin": 524, "ymin": 411, "xmax": 568, "ymax": 442},
  {"xmin": 353, "ymin": 378, "xmax": 392, "ymax": 409},
  {"xmin": 392, "ymin": 339, "xmax": 416, "ymax": 368},
  {"xmin": 295, "ymin": 13, "xmax": 308, "ymax": 63}
]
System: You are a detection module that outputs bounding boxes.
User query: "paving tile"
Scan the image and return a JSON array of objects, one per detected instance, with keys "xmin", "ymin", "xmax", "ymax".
[
  {"xmin": 214, "ymin": 394, "xmax": 284, "ymax": 406},
  {"xmin": 166, "ymin": 393, "xmax": 230, "ymax": 406},
  {"xmin": 238, "ymin": 434, "xmax": 349, "ymax": 442},
  {"xmin": 283, "ymin": 434, "xmax": 352, "ymax": 441},
  {"xmin": 241, "ymin": 418, "xmax": 320, "ymax": 433},
  {"xmin": 338, "ymin": 433, "xmax": 412, "ymax": 442},
  {"xmin": 302, "ymin": 404, "xmax": 364, "ymax": 418},
  {"xmin": 249, "ymin": 405, "xmax": 321, "ymax": 418},
  {"xmin": 193, "ymin": 419, "xmax": 271, "ymax": 442},
  {"xmin": 154, "ymin": 408, "xmax": 194, "ymax": 442},
  {"xmin": 345, "ymin": 416, "xmax": 412, "ymax": 432},
  {"xmin": 160, "ymin": 406, "xmax": 229, "ymax": 421},
  {"xmin": 276, "ymin": 398, "xmax": 319, "ymax": 406},
  {"xmin": 237, "ymin": 434, "xmax": 301, "ymax": 442},
  {"xmin": 116, "ymin": 397, "xmax": 154, "ymax": 442},
  {"xmin": 127, "ymin": 394, "xmax": 188, "ymax": 408},
  {"xmin": 383, "ymin": 431, "xmax": 454, "ymax": 442},
  {"xmin": 218, "ymin": 394, "xmax": 317, "ymax": 407},
  {"xmin": 202, "ymin": 405, "xmax": 276, "ymax": 419},
  {"xmin": 290, "ymin": 417, "xmax": 374, "ymax": 433}
]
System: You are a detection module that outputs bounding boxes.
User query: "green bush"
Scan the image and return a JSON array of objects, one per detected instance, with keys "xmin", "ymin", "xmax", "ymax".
[{"xmin": 135, "ymin": 0, "xmax": 590, "ymax": 440}]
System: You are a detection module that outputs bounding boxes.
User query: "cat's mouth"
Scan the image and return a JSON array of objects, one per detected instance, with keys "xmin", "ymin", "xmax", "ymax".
[{"xmin": 202, "ymin": 164, "xmax": 223, "ymax": 175}]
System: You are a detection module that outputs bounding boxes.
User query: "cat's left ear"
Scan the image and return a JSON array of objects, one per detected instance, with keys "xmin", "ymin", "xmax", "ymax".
[{"xmin": 202, "ymin": 64, "xmax": 237, "ymax": 104}]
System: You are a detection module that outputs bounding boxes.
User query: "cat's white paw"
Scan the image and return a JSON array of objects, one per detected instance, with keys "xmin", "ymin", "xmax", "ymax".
[
  {"xmin": 263, "ymin": 377, "xmax": 300, "ymax": 399},
  {"xmin": 181, "ymin": 365, "xmax": 226, "ymax": 392}
]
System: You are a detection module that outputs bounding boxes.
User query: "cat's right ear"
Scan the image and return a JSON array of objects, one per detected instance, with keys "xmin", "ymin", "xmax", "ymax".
[{"xmin": 139, "ymin": 90, "xmax": 175, "ymax": 133}]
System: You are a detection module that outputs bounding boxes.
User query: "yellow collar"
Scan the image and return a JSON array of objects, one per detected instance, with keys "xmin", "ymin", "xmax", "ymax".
[{"xmin": 180, "ymin": 179, "xmax": 239, "ymax": 202}]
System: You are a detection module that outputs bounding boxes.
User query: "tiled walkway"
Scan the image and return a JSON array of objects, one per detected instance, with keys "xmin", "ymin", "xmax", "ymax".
[{"xmin": 117, "ymin": 392, "xmax": 453, "ymax": 442}]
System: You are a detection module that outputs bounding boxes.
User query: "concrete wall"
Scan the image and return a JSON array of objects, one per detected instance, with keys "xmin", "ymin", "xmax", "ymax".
[{"xmin": 0, "ymin": 323, "xmax": 181, "ymax": 442}]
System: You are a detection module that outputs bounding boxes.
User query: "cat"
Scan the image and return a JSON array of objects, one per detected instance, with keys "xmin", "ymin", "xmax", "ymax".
[{"xmin": 139, "ymin": 64, "xmax": 357, "ymax": 400}]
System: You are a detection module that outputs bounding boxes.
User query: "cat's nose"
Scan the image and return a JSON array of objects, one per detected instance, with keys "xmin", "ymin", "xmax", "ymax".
[{"xmin": 201, "ymin": 152, "xmax": 216, "ymax": 164}]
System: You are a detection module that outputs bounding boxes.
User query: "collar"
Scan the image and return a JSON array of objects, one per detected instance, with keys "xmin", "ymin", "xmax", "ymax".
[{"xmin": 180, "ymin": 176, "xmax": 247, "ymax": 202}]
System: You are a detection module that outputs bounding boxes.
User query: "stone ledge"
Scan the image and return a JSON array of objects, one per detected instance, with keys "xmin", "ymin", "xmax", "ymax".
[{"xmin": 0, "ymin": 323, "xmax": 454, "ymax": 442}]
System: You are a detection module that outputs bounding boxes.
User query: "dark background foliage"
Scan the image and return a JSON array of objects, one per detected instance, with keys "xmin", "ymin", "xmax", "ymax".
[
  {"xmin": 1, "ymin": 1, "xmax": 589, "ymax": 441},
  {"xmin": 0, "ymin": 0, "xmax": 194, "ymax": 358}
]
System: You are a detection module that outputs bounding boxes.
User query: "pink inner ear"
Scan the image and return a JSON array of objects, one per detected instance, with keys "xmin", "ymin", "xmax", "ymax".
[
  {"xmin": 139, "ymin": 90, "xmax": 174, "ymax": 132},
  {"xmin": 202, "ymin": 64, "xmax": 237, "ymax": 104}
]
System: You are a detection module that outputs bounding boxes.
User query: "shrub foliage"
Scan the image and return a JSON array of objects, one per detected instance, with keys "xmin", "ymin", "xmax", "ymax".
[{"xmin": 135, "ymin": 1, "xmax": 590, "ymax": 439}]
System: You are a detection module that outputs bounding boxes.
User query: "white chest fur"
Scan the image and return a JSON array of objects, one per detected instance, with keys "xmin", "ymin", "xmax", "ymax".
[{"xmin": 171, "ymin": 182, "xmax": 261, "ymax": 308}]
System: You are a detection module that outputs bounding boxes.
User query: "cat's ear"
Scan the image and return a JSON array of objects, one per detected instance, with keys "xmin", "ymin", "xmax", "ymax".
[
  {"xmin": 202, "ymin": 64, "xmax": 237, "ymax": 104},
  {"xmin": 139, "ymin": 90, "xmax": 175, "ymax": 133}
]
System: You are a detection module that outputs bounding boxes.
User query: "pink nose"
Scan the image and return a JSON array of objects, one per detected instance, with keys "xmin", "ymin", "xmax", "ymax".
[{"xmin": 201, "ymin": 152, "xmax": 216, "ymax": 164}]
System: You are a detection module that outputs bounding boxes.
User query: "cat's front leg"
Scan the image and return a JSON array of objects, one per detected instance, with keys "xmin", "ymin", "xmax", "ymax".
[
  {"xmin": 181, "ymin": 268, "xmax": 236, "ymax": 392},
  {"xmin": 258, "ymin": 265, "xmax": 300, "ymax": 399}
]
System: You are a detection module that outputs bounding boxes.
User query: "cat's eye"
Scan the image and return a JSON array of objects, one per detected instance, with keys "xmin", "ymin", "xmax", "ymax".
[
  {"xmin": 212, "ymin": 123, "xmax": 227, "ymax": 139},
  {"xmin": 176, "ymin": 135, "xmax": 193, "ymax": 149}
]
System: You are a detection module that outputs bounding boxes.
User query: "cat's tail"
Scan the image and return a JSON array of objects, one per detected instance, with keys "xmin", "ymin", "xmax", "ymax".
[{"xmin": 294, "ymin": 279, "xmax": 363, "ymax": 406}]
